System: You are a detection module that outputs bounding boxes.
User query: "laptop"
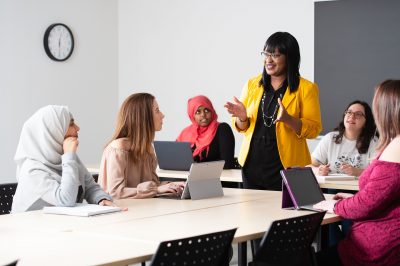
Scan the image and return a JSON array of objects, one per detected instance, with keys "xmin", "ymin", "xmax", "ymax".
[
  {"xmin": 154, "ymin": 141, "xmax": 194, "ymax": 170},
  {"xmin": 157, "ymin": 160, "xmax": 225, "ymax": 200},
  {"xmin": 280, "ymin": 167, "xmax": 325, "ymax": 212}
]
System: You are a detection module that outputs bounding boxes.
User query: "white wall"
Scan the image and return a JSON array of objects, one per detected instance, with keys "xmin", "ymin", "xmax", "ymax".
[
  {"xmin": 119, "ymin": 0, "xmax": 315, "ymax": 155},
  {"xmin": 0, "ymin": 0, "xmax": 118, "ymax": 183},
  {"xmin": 0, "ymin": 0, "xmax": 317, "ymax": 184}
]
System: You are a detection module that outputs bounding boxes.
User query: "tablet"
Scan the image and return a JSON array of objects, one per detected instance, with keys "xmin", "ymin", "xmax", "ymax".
[{"xmin": 280, "ymin": 167, "xmax": 325, "ymax": 211}]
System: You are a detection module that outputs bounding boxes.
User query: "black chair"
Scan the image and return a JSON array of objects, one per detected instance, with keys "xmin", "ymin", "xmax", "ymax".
[
  {"xmin": 233, "ymin": 157, "xmax": 242, "ymax": 169},
  {"xmin": 3, "ymin": 260, "xmax": 18, "ymax": 266},
  {"xmin": 92, "ymin": 174, "xmax": 99, "ymax": 183},
  {"xmin": 149, "ymin": 228, "xmax": 237, "ymax": 266},
  {"xmin": 249, "ymin": 211, "xmax": 326, "ymax": 266},
  {"xmin": 0, "ymin": 183, "xmax": 17, "ymax": 215}
]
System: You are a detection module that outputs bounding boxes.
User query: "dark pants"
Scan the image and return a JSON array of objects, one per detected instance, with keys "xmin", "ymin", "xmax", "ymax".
[
  {"xmin": 241, "ymin": 170, "xmax": 282, "ymax": 191},
  {"xmin": 316, "ymin": 245, "xmax": 343, "ymax": 266}
]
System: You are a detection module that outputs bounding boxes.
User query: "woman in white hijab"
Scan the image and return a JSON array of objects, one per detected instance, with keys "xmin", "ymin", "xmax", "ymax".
[{"xmin": 12, "ymin": 105, "xmax": 114, "ymax": 213}]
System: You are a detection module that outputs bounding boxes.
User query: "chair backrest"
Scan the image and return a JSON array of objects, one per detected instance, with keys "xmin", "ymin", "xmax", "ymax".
[
  {"xmin": 0, "ymin": 183, "xmax": 18, "ymax": 215},
  {"xmin": 233, "ymin": 157, "xmax": 242, "ymax": 169},
  {"xmin": 252, "ymin": 211, "xmax": 326, "ymax": 266},
  {"xmin": 92, "ymin": 174, "xmax": 99, "ymax": 183},
  {"xmin": 149, "ymin": 228, "xmax": 237, "ymax": 266}
]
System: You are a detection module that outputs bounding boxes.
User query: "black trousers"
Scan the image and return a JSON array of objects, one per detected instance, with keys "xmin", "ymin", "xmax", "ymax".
[{"xmin": 316, "ymin": 245, "xmax": 342, "ymax": 266}]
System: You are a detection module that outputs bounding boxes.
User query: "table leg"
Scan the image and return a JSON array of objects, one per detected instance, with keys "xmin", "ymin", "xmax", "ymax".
[{"xmin": 238, "ymin": 241, "xmax": 247, "ymax": 266}]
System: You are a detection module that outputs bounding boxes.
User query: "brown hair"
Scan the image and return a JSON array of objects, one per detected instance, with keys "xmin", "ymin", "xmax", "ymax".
[
  {"xmin": 373, "ymin": 80, "xmax": 400, "ymax": 152},
  {"xmin": 108, "ymin": 93, "xmax": 155, "ymax": 163}
]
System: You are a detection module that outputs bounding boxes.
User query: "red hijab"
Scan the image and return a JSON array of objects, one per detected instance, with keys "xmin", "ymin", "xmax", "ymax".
[{"xmin": 177, "ymin": 95, "xmax": 219, "ymax": 158}]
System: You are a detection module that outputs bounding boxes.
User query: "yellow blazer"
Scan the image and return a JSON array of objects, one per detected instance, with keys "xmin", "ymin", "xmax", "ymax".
[{"xmin": 233, "ymin": 75, "xmax": 322, "ymax": 168}]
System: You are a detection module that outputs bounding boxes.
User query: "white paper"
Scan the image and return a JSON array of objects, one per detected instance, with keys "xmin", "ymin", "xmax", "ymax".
[{"xmin": 43, "ymin": 203, "xmax": 121, "ymax": 217}]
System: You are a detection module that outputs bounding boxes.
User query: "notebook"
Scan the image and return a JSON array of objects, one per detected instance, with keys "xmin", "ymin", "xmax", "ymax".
[
  {"xmin": 43, "ymin": 203, "xmax": 122, "ymax": 217},
  {"xmin": 156, "ymin": 160, "xmax": 225, "ymax": 200},
  {"xmin": 280, "ymin": 167, "xmax": 325, "ymax": 212},
  {"xmin": 316, "ymin": 173, "xmax": 356, "ymax": 182},
  {"xmin": 154, "ymin": 141, "xmax": 194, "ymax": 170}
]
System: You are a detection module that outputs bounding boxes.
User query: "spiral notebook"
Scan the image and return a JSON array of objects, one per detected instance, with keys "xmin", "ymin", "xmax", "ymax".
[{"xmin": 43, "ymin": 203, "xmax": 121, "ymax": 217}]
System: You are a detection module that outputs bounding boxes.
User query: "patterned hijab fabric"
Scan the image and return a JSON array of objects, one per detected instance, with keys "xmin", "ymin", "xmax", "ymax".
[{"xmin": 177, "ymin": 95, "xmax": 219, "ymax": 158}]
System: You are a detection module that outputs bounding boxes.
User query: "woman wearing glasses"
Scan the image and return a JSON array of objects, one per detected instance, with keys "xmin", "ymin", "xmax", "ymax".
[
  {"xmin": 224, "ymin": 32, "xmax": 322, "ymax": 191},
  {"xmin": 311, "ymin": 100, "xmax": 378, "ymax": 177}
]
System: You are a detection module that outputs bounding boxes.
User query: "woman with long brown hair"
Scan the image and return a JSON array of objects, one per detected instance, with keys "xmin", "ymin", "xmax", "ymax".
[{"xmin": 98, "ymin": 93, "xmax": 184, "ymax": 199}]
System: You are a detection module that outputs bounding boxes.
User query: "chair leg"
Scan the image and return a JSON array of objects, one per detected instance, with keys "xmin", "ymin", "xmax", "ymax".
[
  {"xmin": 311, "ymin": 246, "xmax": 318, "ymax": 266},
  {"xmin": 238, "ymin": 242, "xmax": 247, "ymax": 266}
]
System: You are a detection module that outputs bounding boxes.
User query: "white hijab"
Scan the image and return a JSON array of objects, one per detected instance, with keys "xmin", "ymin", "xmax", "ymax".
[
  {"xmin": 15, "ymin": 105, "xmax": 71, "ymax": 176},
  {"xmin": 13, "ymin": 105, "xmax": 74, "ymax": 211}
]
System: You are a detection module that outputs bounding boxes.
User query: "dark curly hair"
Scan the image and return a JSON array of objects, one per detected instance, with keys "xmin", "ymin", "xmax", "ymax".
[{"xmin": 333, "ymin": 100, "xmax": 377, "ymax": 154}]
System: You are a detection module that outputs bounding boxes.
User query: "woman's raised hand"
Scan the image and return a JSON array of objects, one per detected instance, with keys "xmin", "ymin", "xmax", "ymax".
[{"xmin": 224, "ymin": 97, "xmax": 247, "ymax": 121}]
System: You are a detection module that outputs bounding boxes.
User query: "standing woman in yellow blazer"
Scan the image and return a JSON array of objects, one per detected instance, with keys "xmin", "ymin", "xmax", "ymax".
[{"xmin": 225, "ymin": 32, "xmax": 322, "ymax": 190}]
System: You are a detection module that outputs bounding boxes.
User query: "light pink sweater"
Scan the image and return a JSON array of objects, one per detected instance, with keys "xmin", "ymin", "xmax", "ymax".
[{"xmin": 98, "ymin": 143, "xmax": 160, "ymax": 199}]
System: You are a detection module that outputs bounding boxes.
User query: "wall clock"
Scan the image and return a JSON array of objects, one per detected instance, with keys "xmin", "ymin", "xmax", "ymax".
[{"xmin": 43, "ymin": 23, "xmax": 74, "ymax": 61}]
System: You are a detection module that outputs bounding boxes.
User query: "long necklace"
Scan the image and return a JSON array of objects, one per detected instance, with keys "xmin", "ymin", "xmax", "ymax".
[{"xmin": 261, "ymin": 91, "xmax": 283, "ymax": 127}]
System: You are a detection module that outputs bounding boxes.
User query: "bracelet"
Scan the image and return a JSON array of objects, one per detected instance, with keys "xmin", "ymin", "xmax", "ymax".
[{"xmin": 238, "ymin": 117, "xmax": 248, "ymax": 123}]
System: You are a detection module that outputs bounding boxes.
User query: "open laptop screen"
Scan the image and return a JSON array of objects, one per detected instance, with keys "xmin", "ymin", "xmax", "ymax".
[
  {"xmin": 154, "ymin": 141, "xmax": 194, "ymax": 170},
  {"xmin": 280, "ymin": 167, "xmax": 325, "ymax": 207}
]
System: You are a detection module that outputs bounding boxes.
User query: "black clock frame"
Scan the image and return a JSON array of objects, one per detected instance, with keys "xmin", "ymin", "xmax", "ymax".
[{"xmin": 43, "ymin": 23, "xmax": 74, "ymax": 62}]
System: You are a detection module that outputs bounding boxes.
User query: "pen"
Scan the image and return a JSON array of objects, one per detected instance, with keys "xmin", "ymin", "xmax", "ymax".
[{"xmin": 314, "ymin": 158, "xmax": 327, "ymax": 166}]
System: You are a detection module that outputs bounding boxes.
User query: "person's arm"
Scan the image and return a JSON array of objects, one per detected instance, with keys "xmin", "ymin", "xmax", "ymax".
[
  {"xmin": 339, "ymin": 164, "xmax": 364, "ymax": 176},
  {"xmin": 216, "ymin": 123, "xmax": 236, "ymax": 169},
  {"xmin": 102, "ymin": 149, "xmax": 142, "ymax": 199},
  {"xmin": 310, "ymin": 133, "xmax": 332, "ymax": 175},
  {"xmin": 225, "ymin": 80, "xmax": 251, "ymax": 133},
  {"xmin": 40, "ymin": 152, "xmax": 80, "ymax": 207},
  {"xmin": 280, "ymin": 82, "xmax": 322, "ymax": 139},
  {"xmin": 82, "ymin": 165, "xmax": 112, "ymax": 204},
  {"xmin": 335, "ymin": 163, "xmax": 400, "ymax": 220},
  {"xmin": 275, "ymin": 98, "xmax": 302, "ymax": 135}
]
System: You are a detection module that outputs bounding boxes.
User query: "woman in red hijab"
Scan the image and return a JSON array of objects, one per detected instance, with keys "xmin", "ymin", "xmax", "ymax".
[{"xmin": 177, "ymin": 95, "xmax": 235, "ymax": 169}]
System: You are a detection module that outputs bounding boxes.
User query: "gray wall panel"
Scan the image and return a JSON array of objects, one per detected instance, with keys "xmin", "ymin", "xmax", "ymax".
[{"xmin": 315, "ymin": 0, "xmax": 400, "ymax": 133}]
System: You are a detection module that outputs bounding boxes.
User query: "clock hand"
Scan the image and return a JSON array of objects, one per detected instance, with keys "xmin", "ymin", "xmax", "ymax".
[{"xmin": 59, "ymin": 35, "xmax": 61, "ymax": 58}]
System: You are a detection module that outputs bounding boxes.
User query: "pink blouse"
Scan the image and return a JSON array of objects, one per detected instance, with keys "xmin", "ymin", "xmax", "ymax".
[
  {"xmin": 98, "ymin": 143, "xmax": 160, "ymax": 199},
  {"xmin": 335, "ymin": 159, "xmax": 400, "ymax": 266}
]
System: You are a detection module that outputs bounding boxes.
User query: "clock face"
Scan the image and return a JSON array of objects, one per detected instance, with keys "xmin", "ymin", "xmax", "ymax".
[{"xmin": 43, "ymin": 23, "xmax": 74, "ymax": 61}]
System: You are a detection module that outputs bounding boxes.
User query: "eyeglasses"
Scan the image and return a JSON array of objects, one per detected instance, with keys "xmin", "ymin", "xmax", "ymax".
[
  {"xmin": 260, "ymin": 51, "xmax": 282, "ymax": 60},
  {"xmin": 344, "ymin": 110, "xmax": 365, "ymax": 119}
]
